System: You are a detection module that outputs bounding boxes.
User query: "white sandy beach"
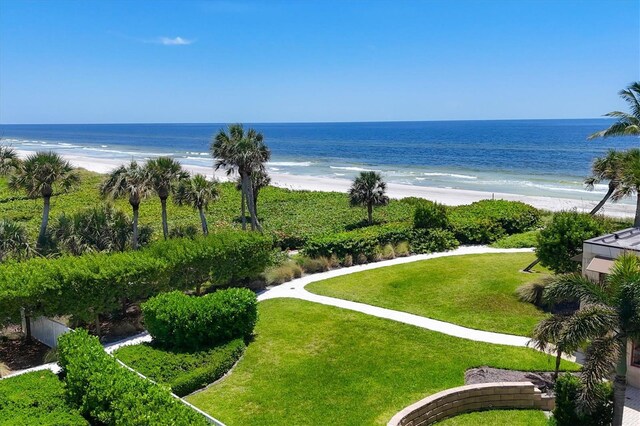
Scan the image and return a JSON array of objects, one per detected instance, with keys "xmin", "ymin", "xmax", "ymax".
[{"xmin": 16, "ymin": 149, "xmax": 636, "ymax": 219}]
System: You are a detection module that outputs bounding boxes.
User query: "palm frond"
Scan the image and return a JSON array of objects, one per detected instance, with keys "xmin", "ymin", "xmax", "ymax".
[
  {"xmin": 579, "ymin": 335, "xmax": 622, "ymax": 412},
  {"xmin": 544, "ymin": 273, "xmax": 611, "ymax": 306}
]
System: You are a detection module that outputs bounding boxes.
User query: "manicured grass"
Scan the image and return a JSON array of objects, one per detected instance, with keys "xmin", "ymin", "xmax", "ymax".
[
  {"xmin": 436, "ymin": 409, "xmax": 548, "ymax": 425},
  {"xmin": 186, "ymin": 299, "xmax": 576, "ymax": 426},
  {"xmin": 307, "ymin": 253, "xmax": 548, "ymax": 336},
  {"xmin": 113, "ymin": 338, "xmax": 245, "ymax": 397},
  {"xmin": 0, "ymin": 171, "xmax": 413, "ymax": 246}
]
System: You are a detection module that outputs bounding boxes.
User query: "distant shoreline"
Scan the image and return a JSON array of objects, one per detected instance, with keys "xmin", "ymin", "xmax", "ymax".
[{"xmin": 15, "ymin": 149, "xmax": 635, "ymax": 219}]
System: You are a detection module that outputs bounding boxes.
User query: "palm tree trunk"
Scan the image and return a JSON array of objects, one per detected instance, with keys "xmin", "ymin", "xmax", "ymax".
[
  {"xmin": 367, "ymin": 203, "xmax": 373, "ymax": 225},
  {"xmin": 635, "ymin": 193, "xmax": 640, "ymax": 227},
  {"xmin": 244, "ymin": 174, "xmax": 262, "ymax": 232},
  {"xmin": 160, "ymin": 197, "xmax": 169, "ymax": 239},
  {"xmin": 612, "ymin": 340, "xmax": 628, "ymax": 426},
  {"xmin": 554, "ymin": 347, "xmax": 562, "ymax": 379},
  {"xmin": 589, "ymin": 183, "xmax": 615, "ymax": 215},
  {"xmin": 37, "ymin": 195, "xmax": 51, "ymax": 248},
  {"xmin": 95, "ymin": 313, "xmax": 101, "ymax": 339},
  {"xmin": 198, "ymin": 206, "xmax": 208, "ymax": 235},
  {"xmin": 253, "ymin": 187, "xmax": 259, "ymax": 218},
  {"xmin": 240, "ymin": 187, "xmax": 247, "ymax": 230},
  {"xmin": 131, "ymin": 203, "xmax": 139, "ymax": 250}
]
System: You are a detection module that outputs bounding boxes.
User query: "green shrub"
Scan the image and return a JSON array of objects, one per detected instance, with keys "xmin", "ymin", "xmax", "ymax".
[
  {"xmin": 410, "ymin": 228, "xmax": 459, "ymax": 254},
  {"xmin": 0, "ymin": 370, "xmax": 87, "ymax": 425},
  {"xmin": 0, "ymin": 231, "xmax": 272, "ymax": 326},
  {"xmin": 490, "ymin": 230, "xmax": 540, "ymax": 248},
  {"xmin": 57, "ymin": 330, "xmax": 208, "ymax": 425},
  {"xmin": 449, "ymin": 200, "xmax": 540, "ymax": 244},
  {"xmin": 394, "ymin": 241, "xmax": 410, "ymax": 257},
  {"xmin": 264, "ymin": 261, "xmax": 303, "ymax": 285},
  {"xmin": 413, "ymin": 200, "xmax": 449, "ymax": 230},
  {"xmin": 142, "ymin": 288, "xmax": 258, "ymax": 351},
  {"xmin": 553, "ymin": 374, "xmax": 613, "ymax": 426},
  {"xmin": 114, "ymin": 339, "xmax": 245, "ymax": 397},
  {"xmin": 537, "ymin": 211, "xmax": 605, "ymax": 274}
]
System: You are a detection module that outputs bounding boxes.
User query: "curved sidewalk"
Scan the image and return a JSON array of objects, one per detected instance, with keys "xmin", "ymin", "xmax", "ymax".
[{"xmin": 258, "ymin": 246, "xmax": 536, "ymax": 347}]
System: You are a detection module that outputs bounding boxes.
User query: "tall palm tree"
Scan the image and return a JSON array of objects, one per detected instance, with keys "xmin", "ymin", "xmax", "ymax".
[
  {"xmin": 100, "ymin": 160, "xmax": 152, "ymax": 249},
  {"xmin": 211, "ymin": 124, "xmax": 270, "ymax": 232},
  {"xmin": 145, "ymin": 157, "xmax": 188, "ymax": 239},
  {"xmin": 0, "ymin": 219, "xmax": 30, "ymax": 263},
  {"xmin": 173, "ymin": 174, "xmax": 219, "ymax": 235},
  {"xmin": 349, "ymin": 171, "xmax": 389, "ymax": 225},
  {"xmin": 585, "ymin": 150, "xmax": 624, "ymax": 215},
  {"xmin": 541, "ymin": 254, "xmax": 640, "ymax": 426},
  {"xmin": 0, "ymin": 144, "xmax": 20, "ymax": 175},
  {"xmin": 589, "ymin": 81, "xmax": 640, "ymax": 139},
  {"xmin": 235, "ymin": 169, "xmax": 271, "ymax": 219},
  {"xmin": 8, "ymin": 151, "xmax": 79, "ymax": 248}
]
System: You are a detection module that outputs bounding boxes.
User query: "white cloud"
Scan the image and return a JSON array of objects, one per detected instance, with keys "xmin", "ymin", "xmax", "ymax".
[{"xmin": 158, "ymin": 36, "xmax": 194, "ymax": 46}]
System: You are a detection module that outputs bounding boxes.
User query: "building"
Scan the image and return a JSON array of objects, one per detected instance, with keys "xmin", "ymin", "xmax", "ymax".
[{"xmin": 582, "ymin": 227, "xmax": 640, "ymax": 387}]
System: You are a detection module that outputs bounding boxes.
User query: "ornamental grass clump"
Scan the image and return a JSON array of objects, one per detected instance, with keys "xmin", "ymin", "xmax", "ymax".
[{"xmin": 142, "ymin": 288, "xmax": 258, "ymax": 351}]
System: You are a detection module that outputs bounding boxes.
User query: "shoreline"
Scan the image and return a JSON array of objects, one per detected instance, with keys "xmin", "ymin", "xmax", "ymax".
[{"xmin": 15, "ymin": 150, "xmax": 635, "ymax": 219}]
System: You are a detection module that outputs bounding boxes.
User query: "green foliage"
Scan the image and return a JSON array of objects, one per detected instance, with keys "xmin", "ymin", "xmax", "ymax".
[
  {"xmin": 114, "ymin": 339, "xmax": 245, "ymax": 397},
  {"xmin": 553, "ymin": 374, "xmax": 613, "ymax": 426},
  {"xmin": 57, "ymin": 329, "xmax": 208, "ymax": 425},
  {"xmin": 142, "ymin": 288, "xmax": 258, "ymax": 351},
  {"xmin": 449, "ymin": 200, "xmax": 541, "ymax": 244},
  {"xmin": 410, "ymin": 228, "xmax": 459, "ymax": 253},
  {"xmin": 536, "ymin": 211, "xmax": 605, "ymax": 273},
  {"xmin": 0, "ymin": 232, "xmax": 272, "ymax": 326},
  {"xmin": 413, "ymin": 200, "xmax": 449, "ymax": 230},
  {"xmin": 490, "ymin": 230, "xmax": 540, "ymax": 248},
  {"xmin": 0, "ymin": 370, "xmax": 87, "ymax": 425}
]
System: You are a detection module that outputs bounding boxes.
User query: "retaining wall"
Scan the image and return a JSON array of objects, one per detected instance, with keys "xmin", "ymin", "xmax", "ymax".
[{"xmin": 387, "ymin": 381, "xmax": 554, "ymax": 426}]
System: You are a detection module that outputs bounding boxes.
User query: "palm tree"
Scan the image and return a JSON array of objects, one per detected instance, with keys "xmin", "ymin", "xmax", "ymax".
[
  {"xmin": 541, "ymin": 254, "xmax": 640, "ymax": 426},
  {"xmin": 173, "ymin": 174, "xmax": 219, "ymax": 235},
  {"xmin": 235, "ymin": 169, "xmax": 271, "ymax": 219},
  {"xmin": 0, "ymin": 219, "xmax": 30, "ymax": 263},
  {"xmin": 145, "ymin": 157, "xmax": 188, "ymax": 239},
  {"xmin": 8, "ymin": 152, "xmax": 79, "ymax": 248},
  {"xmin": 614, "ymin": 148, "xmax": 640, "ymax": 227},
  {"xmin": 589, "ymin": 81, "xmax": 640, "ymax": 139},
  {"xmin": 349, "ymin": 171, "xmax": 389, "ymax": 225},
  {"xmin": 100, "ymin": 160, "xmax": 152, "ymax": 249},
  {"xmin": 211, "ymin": 124, "xmax": 270, "ymax": 232},
  {"xmin": 531, "ymin": 312, "xmax": 579, "ymax": 380},
  {"xmin": 0, "ymin": 144, "xmax": 20, "ymax": 175},
  {"xmin": 585, "ymin": 150, "xmax": 624, "ymax": 215}
]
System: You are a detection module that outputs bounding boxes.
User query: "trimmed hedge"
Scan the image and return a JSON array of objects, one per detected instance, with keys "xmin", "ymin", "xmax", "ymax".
[
  {"xmin": 0, "ymin": 370, "xmax": 87, "ymax": 425},
  {"xmin": 58, "ymin": 330, "xmax": 208, "ymax": 426},
  {"xmin": 0, "ymin": 231, "xmax": 272, "ymax": 327},
  {"xmin": 114, "ymin": 338, "xmax": 245, "ymax": 397},
  {"xmin": 302, "ymin": 223, "xmax": 458, "ymax": 260},
  {"xmin": 414, "ymin": 200, "xmax": 449, "ymax": 230},
  {"xmin": 142, "ymin": 288, "xmax": 258, "ymax": 351},
  {"xmin": 449, "ymin": 200, "xmax": 541, "ymax": 244}
]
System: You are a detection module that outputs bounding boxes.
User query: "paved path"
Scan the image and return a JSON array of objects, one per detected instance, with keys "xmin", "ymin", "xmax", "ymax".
[{"xmin": 259, "ymin": 246, "xmax": 536, "ymax": 347}]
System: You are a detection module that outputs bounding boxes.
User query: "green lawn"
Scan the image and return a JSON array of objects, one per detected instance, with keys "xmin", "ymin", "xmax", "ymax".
[
  {"xmin": 306, "ymin": 252, "xmax": 548, "ymax": 336},
  {"xmin": 186, "ymin": 299, "xmax": 575, "ymax": 426},
  {"xmin": 436, "ymin": 409, "xmax": 548, "ymax": 425}
]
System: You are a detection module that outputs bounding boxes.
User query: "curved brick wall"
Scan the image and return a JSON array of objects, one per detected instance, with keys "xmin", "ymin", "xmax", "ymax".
[{"xmin": 387, "ymin": 381, "xmax": 554, "ymax": 426}]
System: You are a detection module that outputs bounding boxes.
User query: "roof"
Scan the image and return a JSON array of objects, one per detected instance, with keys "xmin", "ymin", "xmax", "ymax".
[
  {"xmin": 586, "ymin": 257, "xmax": 615, "ymax": 274},
  {"xmin": 584, "ymin": 227, "xmax": 640, "ymax": 252}
]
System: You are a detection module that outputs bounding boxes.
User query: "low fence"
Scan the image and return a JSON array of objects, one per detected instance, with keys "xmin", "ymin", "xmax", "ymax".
[
  {"xmin": 21, "ymin": 310, "xmax": 71, "ymax": 348},
  {"xmin": 387, "ymin": 381, "xmax": 554, "ymax": 426}
]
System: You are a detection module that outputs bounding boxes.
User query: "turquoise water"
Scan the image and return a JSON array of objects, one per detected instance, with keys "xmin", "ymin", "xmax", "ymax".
[{"xmin": 1, "ymin": 119, "xmax": 637, "ymax": 201}]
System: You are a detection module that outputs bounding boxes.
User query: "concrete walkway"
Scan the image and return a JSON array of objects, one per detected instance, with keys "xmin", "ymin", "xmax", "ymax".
[{"xmin": 259, "ymin": 246, "xmax": 536, "ymax": 347}]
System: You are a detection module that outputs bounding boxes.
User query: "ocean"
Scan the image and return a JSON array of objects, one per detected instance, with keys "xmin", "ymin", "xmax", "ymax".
[{"xmin": 1, "ymin": 119, "xmax": 637, "ymax": 202}]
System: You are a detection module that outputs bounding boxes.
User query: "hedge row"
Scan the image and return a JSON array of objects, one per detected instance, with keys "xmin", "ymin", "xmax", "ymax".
[
  {"xmin": 58, "ymin": 330, "xmax": 209, "ymax": 426},
  {"xmin": 0, "ymin": 370, "xmax": 88, "ymax": 425},
  {"xmin": 448, "ymin": 199, "xmax": 541, "ymax": 244},
  {"xmin": 142, "ymin": 288, "xmax": 258, "ymax": 351},
  {"xmin": 0, "ymin": 231, "xmax": 273, "ymax": 326},
  {"xmin": 302, "ymin": 223, "xmax": 458, "ymax": 259},
  {"xmin": 114, "ymin": 338, "xmax": 245, "ymax": 397}
]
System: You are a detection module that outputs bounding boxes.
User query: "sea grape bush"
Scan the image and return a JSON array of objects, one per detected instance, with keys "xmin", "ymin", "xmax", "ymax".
[
  {"xmin": 413, "ymin": 200, "xmax": 449, "ymax": 230},
  {"xmin": 0, "ymin": 231, "xmax": 272, "ymax": 327},
  {"xmin": 142, "ymin": 288, "xmax": 258, "ymax": 351},
  {"xmin": 552, "ymin": 374, "xmax": 613, "ymax": 426},
  {"xmin": 57, "ymin": 330, "xmax": 208, "ymax": 425}
]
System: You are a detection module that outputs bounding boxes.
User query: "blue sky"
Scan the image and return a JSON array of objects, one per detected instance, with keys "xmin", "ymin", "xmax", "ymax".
[{"xmin": 0, "ymin": 0, "xmax": 638, "ymax": 124}]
